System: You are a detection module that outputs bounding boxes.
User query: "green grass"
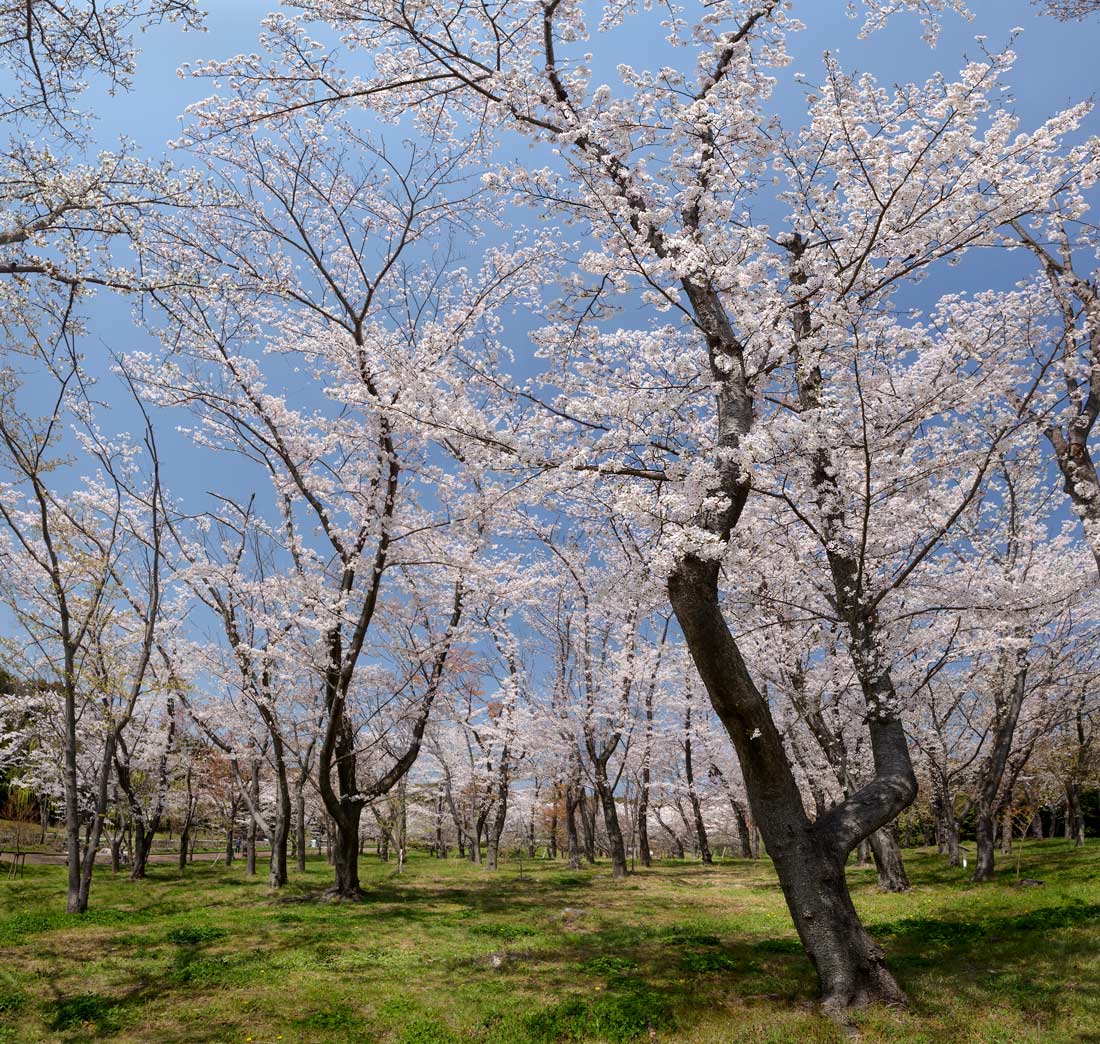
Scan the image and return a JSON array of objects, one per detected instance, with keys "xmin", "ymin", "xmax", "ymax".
[{"xmin": 0, "ymin": 841, "xmax": 1098, "ymax": 1043}]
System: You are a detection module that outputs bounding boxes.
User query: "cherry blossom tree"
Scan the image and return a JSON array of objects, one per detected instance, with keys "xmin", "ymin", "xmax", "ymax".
[
  {"xmin": 212, "ymin": 0, "xmax": 1100, "ymax": 1007},
  {"xmin": 0, "ymin": 368, "xmax": 166, "ymax": 911}
]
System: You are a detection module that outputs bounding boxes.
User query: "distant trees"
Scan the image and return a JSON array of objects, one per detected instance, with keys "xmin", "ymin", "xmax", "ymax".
[{"xmin": 2, "ymin": 0, "xmax": 1100, "ymax": 1025}]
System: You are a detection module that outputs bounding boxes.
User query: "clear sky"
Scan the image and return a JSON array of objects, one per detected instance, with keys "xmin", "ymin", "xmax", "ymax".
[{"xmin": 60, "ymin": 0, "xmax": 1100, "ymax": 511}]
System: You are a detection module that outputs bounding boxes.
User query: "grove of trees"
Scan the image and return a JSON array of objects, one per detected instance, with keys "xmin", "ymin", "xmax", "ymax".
[{"xmin": 2, "ymin": 0, "xmax": 1099, "ymax": 1019}]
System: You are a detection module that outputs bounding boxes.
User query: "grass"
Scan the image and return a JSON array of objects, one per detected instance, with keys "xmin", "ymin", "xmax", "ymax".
[{"xmin": 0, "ymin": 841, "xmax": 1098, "ymax": 1043}]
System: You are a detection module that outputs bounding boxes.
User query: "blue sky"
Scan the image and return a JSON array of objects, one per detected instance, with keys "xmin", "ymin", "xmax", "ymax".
[{"xmin": 47, "ymin": 0, "xmax": 1100, "ymax": 513}]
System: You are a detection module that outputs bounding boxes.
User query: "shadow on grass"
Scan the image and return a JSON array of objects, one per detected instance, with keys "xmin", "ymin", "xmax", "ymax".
[{"xmin": 13, "ymin": 844, "xmax": 1100, "ymax": 1043}]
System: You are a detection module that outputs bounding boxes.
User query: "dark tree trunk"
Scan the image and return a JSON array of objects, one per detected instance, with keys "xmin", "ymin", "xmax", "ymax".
[
  {"xmin": 593, "ymin": 769, "xmax": 628, "ymax": 878},
  {"xmin": 331, "ymin": 820, "xmax": 362, "ymax": 898},
  {"xmin": 973, "ymin": 658, "xmax": 1028, "ymax": 883},
  {"xmin": 131, "ymin": 826, "xmax": 156, "ymax": 880},
  {"xmin": 656, "ymin": 813, "xmax": 685, "ymax": 859},
  {"xmin": 246, "ymin": 761, "xmax": 259, "ymax": 877},
  {"xmin": 868, "ymin": 827, "xmax": 910, "ymax": 892},
  {"xmin": 225, "ymin": 825, "xmax": 235, "ymax": 865},
  {"xmin": 295, "ymin": 788, "xmax": 307, "ymax": 872},
  {"xmin": 683, "ymin": 706, "xmax": 712, "ymax": 864},
  {"xmin": 1067, "ymin": 780, "xmax": 1085, "ymax": 847},
  {"xmin": 565, "ymin": 785, "xmax": 581, "ymax": 870},
  {"xmin": 579, "ymin": 790, "xmax": 596, "ymax": 864},
  {"xmin": 669, "ymin": 553, "xmax": 915, "ymax": 1010},
  {"xmin": 486, "ymin": 752, "xmax": 511, "ymax": 871},
  {"xmin": 732, "ymin": 803, "xmax": 752, "ymax": 858},
  {"xmin": 637, "ymin": 778, "xmax": 652, "ymax": 868},
  {"xmin": 266, "ymin": 736, "xmax": 291, "ymax": 888}
]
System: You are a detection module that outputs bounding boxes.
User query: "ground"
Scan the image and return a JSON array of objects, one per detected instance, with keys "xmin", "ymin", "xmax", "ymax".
[{"xmin": 0, "ymin": 841, "xmax": 1098, "ymax": 1043}]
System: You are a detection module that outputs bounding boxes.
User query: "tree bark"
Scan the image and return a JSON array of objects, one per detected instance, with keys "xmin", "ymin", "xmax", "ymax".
[
  {"xmin": 295, "ymin": 788, "xmax": 307, "ymax": 872},
  {"xmin": 578, "ymin": 790, "xmax": 596, "ymax": 864},
  {"xmin": 683, "ymin": 709, "xmax": 712, "ymax": 865},
  {"xmin": 973, "ymin": 657, "xmax": 1028, "ymax": 883},
  {"xmin": 564, "ymin": 784, "xmax": 581, "ymax": 870},
  {"xmin": 868, "ymin": 827, "xmax": 910, "ymax": 892},
  {"xmin": 593, "ymin": 767, "xmax": 628, "ymax": 878},
  {"xmin": 246, "ymin": 760, "xmax": 259, "ymax": 877},
  {"xmin": 485, "ymin": 748, "xmax": 511, "ymax": 871},
  {"xmin": 669, "ymin": 553, "xmax": 914, "ymax": 1010}
]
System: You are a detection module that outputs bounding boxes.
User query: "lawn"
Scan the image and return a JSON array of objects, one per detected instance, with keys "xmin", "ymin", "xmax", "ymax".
[{"xmin": 0, "ymin": 842, "xmax": 1098, "ymax": 1043}]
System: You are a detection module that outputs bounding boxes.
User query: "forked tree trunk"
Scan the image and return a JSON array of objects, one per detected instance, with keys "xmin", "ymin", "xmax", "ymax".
[
  {"xmin": 331, "ymin": 819, "xmax": 362, "ymax": 898},
  {"xmin": 486, "ymin": 752, "xmax": 511, "ymax": 871},
  {"xmin": 973, "ymin": 658, "xmax": 1028, "ymax": 883},
  {"xmin": 868, "ymin": 827, "xmax": 910, "ymax": 892},
  {"xmin": 131, "ymin": 826, "xmax": 156, "ymax": 880},
  {"xmin": 593, "ymin": 769, "xmax": 628, "ymax": 878},
  {"xmin": 670, "ymin": 555, "xmax": 915, "ymax": 1010}
]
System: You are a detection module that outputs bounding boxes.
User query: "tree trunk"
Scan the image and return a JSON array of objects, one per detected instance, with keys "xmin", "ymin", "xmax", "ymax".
[
  {"xmin": 246, "ymin": 762, "xmax": 259, "ymax": 877},
  {"xmin": 295, "ymin": 788, "xmax": 307, "ymax": 872},
  {"xmin": 579, "ymin": 790, "xmax": 596, "ymax": 864},
  {"xmin": 1067, "ymin": 780, "xmax": 1085, "ymax": 848},
  {"xmin": 331, "ymin": 817, "xmax": 363, "ymax": 898},
  {"xmin": 637, "ymin": 778, "xmax": 652, "ymax": 868},
  {"xmin": 266, "ymin": 737, "xmax": 291, "ymax": 888},
  {"xmin": 669, "ymin": 554, "xmax": 914, "ymax": 1009},
  {"xmin": 486, "ymin": 752, "xmax": 511, "ymax": 871},
  {"xmin": 131, "ymin": 826, "xmax": 156, "ymax": 880},
  {"xmin": 593, "ymin": 769, "xmax": 628, "ymax": 878},
  {"xmin": 972, "ymin": 657, "xmax": 1028, "ymax": 883},
  {"xmin": 565, "ymin": 785, "xmax": 581, "ymax": 870},
  {"xmin": 683, "ymin": 709, "xmax": 712, "ymax": 865},
  {"xmin": 732, "ymin": 802, "xmax": 752, "ymax": 858},
  {"xmin": 656, "ymin": 813, "xmax": 685, "ymax": 859},
  {"xmin": 868, "ymin": 827, "xmax": 910, "ymax": 892}
]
